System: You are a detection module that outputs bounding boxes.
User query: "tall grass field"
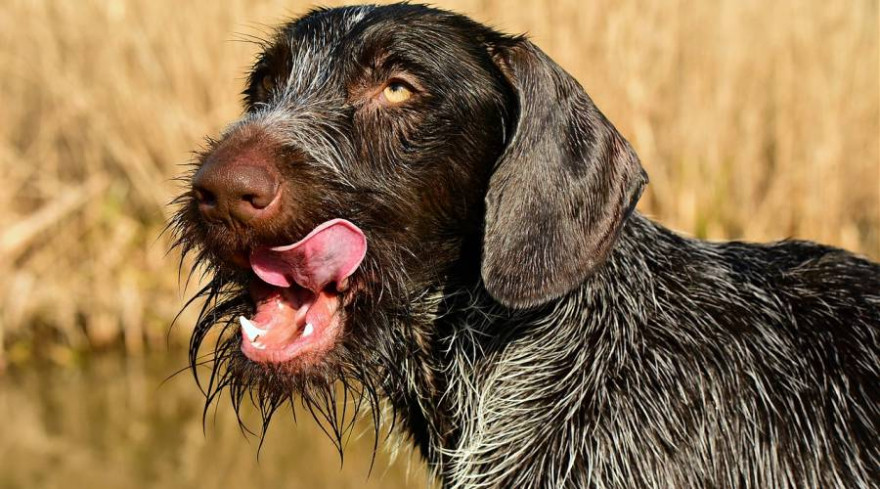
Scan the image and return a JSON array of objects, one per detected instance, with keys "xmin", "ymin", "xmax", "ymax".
[{"xmin": 1, "ymin": 0, "xmax": 877, "ymax": 364}]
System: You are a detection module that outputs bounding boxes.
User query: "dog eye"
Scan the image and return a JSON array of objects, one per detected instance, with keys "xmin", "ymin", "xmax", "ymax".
[{"xmin": 381, "ymin": 81, "xmax": 413, "ymax": 104}]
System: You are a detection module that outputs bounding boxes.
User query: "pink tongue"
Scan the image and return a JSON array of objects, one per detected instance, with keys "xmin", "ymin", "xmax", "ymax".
[{"xmin": 250, "ymin": 219, "xmax": 367, "ymax": 291}]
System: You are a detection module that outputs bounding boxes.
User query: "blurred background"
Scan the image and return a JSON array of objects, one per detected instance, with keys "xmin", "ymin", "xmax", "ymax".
[{"xmin": 0, "ymin": 0, "xmax": 877, "ymax": 487}]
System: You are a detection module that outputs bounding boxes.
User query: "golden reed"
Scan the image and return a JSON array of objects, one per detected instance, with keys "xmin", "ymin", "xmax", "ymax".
[{"xmin": 0, "ymin": 0, "xmax": 876, "ymax": 362}]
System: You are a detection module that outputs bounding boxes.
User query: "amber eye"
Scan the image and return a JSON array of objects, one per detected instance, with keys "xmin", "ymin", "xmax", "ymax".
[{"xmin": 382, "ymin": 81, "xmax": 413, "ymax": 104}]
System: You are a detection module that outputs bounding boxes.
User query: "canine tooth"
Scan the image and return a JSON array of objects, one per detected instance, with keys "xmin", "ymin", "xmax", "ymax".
[
  {"xmin": 252, "ymin": 341, "xmax": 266, "ymax": 350},
  {"xmin": 239, "ymin": 316, "xmax": 266, "ymax": 342},
  {"xmin": 302, "ymin": 323, "xmax": 314, "ymax": 337}
]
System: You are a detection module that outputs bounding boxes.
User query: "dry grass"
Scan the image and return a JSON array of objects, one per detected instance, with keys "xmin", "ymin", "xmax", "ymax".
[{"xmin": 0, "ymin": 0, "xmax": 877, "ymax": 363}]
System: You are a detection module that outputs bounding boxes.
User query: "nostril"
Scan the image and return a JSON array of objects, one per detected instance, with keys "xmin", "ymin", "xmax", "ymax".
[
  {"xmin": 229, "ymin": 168, "xmax": 279, "ymax": 212},
  {"xmin": 192, "ymin": 186, "xmax": 217, "ymax": 206},
  {"xmin": 242, "ymin": 191, "xmax": 275, "ymax": 210}
]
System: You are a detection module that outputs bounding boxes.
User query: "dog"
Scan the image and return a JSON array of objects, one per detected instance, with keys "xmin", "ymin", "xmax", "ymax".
[{"xmin": 172, "ymin": 4, "xmax": 880, "ymax": 488}]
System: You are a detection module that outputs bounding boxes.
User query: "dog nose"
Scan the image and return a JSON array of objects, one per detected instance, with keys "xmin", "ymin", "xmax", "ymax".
[{"xmin": 192, "ymin": 161, "xmax": 279, "ymax": 224}]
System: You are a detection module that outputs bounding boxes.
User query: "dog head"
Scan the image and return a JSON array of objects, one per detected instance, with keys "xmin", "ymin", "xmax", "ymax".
[{"xmin": 172, "ymin": 3, "xmax": 646, "ymax": 432}]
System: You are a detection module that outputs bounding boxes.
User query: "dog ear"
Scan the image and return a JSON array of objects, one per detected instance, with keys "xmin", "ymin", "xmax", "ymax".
[{"xmin": 481, "ymin": 39, "xmax": 648, "ymax": 309}]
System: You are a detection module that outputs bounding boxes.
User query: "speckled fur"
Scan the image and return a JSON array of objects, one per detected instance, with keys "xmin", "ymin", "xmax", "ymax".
[{"xmin": 172, "ymin": 5, "xmax": 880, "ymax": 488}]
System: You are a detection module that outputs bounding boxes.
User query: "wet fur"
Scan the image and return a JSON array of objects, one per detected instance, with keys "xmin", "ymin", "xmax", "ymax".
[{"xmin": 172, "ymin": 4, "xmax": 880, "ymax": 488}]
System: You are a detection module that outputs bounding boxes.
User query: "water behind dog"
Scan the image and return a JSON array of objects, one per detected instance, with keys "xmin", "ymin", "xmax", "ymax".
[{"xmin": 0, "ymin": 354, "xmax": 430, "ymax": 489}]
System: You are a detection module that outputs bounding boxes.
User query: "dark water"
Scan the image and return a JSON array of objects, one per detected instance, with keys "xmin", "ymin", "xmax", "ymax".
[{"xmin": 0, "ymin": 354, "xmax": 431, "ymax": 489}]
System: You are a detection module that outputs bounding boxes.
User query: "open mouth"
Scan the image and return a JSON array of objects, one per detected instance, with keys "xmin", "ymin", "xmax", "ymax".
[{"xmin": 238, "ymin": 219, "xmax": 367, "ymax": 364}]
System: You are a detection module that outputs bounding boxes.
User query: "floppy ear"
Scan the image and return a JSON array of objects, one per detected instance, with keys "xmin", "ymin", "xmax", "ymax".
[{"xmin": 482, "ymin": 39, "xmax": 648, "ymax": 309}]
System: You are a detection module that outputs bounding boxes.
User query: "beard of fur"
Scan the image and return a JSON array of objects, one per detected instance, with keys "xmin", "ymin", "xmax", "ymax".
[{"xmin": 174, "ymin": 212, "xmax": 428, "ymax": 462}]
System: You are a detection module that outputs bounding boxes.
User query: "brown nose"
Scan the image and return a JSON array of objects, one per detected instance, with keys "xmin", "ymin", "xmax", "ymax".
[{"xmin": 192, "ymin": 158, "xmax": 280, "ymax": 224}]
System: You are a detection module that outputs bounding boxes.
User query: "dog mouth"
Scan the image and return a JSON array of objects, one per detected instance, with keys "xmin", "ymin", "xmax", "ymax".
[{"xmin": 238, "ymin": 219, "xmax": 367, "ymax": 364}]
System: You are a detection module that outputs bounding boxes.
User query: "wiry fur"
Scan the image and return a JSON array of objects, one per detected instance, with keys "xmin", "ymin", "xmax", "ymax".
[
  {"xmin": 171, "ymin": 4, "xmax": 880, "ymax": 488},
  {"xmin": 435, "ymin": 215, "xmax": 879, "ymax": 488}
]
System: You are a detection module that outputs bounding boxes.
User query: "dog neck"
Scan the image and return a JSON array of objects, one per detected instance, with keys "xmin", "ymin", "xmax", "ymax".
[{"xmin": 386, "ymin": 213, "xmax": 660, "ymax": 486}]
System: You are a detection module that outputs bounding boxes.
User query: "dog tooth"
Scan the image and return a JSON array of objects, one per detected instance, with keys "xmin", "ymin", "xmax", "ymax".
[
  {"xmin": 303, "ymin": 323, "xmax": 314, "ymax": 337},
  {"xmin": 252, "ymin": 341, "xmax": 266, "ymax": 350},
  {"xmin": 239, "ymin": 316, "xmax": 267, "ymax": 342}
]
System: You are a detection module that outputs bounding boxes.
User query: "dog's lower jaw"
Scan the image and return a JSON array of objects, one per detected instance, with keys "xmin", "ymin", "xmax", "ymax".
[{"xmin": 394, "ymin": 212, "xmax": 879, "ymax": 489}]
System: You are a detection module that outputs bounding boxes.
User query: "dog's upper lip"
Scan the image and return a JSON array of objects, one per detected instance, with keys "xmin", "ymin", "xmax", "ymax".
[{"xmin": 226, "ymin": 250, "xmax": 252, "ymax": 270}]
